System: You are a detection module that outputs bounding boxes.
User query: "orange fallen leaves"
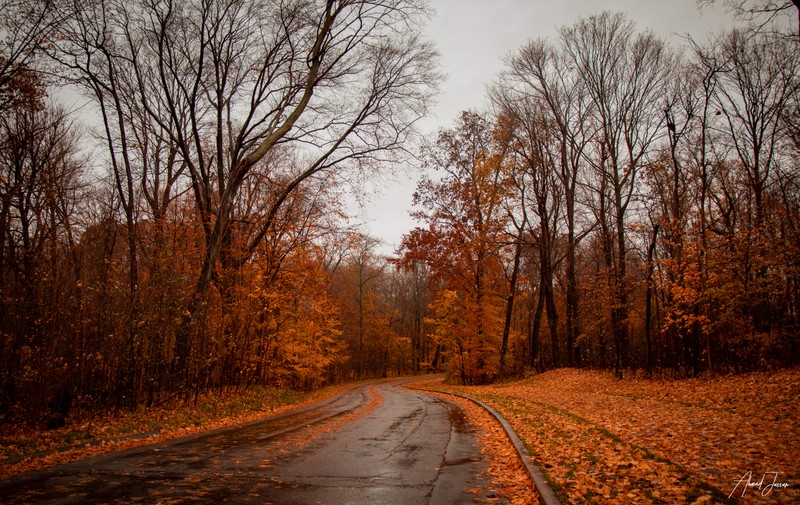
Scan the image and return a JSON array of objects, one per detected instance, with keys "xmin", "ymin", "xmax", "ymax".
[
  {"xmin": 421, "ymin": 368, "xmax": 800, "ymax": 505},
  {"xmin": 421, "ymin": 389, "xmax": 539, "ymax": 505}
]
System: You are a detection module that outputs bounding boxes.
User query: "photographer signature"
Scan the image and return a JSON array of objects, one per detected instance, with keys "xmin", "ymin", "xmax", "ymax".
[{"xmin": 729, "ymin": 471, "xmax": 790, "ymax": 498}]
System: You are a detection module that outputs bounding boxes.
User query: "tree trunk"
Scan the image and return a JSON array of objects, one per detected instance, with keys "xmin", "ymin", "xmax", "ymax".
[
  {"xmin": 530, "ymin": 280, "xmax": 545, "ymax": 370},
  {"xmin": 499, "ymin": 238, "xmax": 522, "ymax": 377},
  {"xmin": 645, "ymin": 224, "xmax": 659, "ymax": 373}
]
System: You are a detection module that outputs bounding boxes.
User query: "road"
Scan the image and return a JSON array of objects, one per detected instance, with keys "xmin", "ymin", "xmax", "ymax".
[{"xmin": 0, "ymin": 379, "xmax": 498, "ymax": 504}]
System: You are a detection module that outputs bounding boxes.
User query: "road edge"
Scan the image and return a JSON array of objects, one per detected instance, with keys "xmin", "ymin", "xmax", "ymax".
[
  {"xmin": 0, "ymin": 380, "xmax": 377, "ymax": 477},
  {"xmin": 409, "ymin": 385, "xmax": 561, "ymax": 505}
]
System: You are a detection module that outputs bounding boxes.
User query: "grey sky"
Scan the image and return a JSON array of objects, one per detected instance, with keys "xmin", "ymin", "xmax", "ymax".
[{"xmin": 360, "ymin": 0, "xmax": 737, "ymax": 257}]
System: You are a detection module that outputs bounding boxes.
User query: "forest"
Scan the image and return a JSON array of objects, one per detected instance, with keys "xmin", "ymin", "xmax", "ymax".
[{"xmin": 1, "ymin": 0, "xmax": 798, "ymax": 428}]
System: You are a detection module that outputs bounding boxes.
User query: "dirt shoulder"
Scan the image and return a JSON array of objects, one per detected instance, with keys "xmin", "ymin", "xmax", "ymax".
[{"xmin": 415, "ymin": 368, "xmax": 799, "ymax": 505}]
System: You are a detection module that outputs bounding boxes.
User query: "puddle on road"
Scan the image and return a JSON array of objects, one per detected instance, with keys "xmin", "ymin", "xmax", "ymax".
[{"xmin": 447, "ymin": 403, "xmax": 471, "ymax": 435}]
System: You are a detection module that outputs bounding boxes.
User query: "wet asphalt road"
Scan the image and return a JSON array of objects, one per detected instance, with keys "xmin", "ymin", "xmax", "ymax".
[{"xmin": 0, "ymin": 379, "xmax": 495, "ymax": 504}]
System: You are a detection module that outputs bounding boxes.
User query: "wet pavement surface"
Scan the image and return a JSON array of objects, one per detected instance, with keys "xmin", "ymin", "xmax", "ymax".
[{"xmin": 0, "ymin": 379, "xmax": 495, "ymax": 504}]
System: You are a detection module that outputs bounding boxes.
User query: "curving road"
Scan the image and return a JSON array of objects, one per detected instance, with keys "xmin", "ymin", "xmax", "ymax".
[{"xmin": 0, "ymin": 379, "xmax": 497, "ymax": 504}]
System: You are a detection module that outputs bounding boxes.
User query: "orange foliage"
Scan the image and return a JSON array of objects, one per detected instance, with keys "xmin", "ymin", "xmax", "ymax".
[{"xmin": 400, "ymin": 112, "xmax": 519, "ymax": 384}]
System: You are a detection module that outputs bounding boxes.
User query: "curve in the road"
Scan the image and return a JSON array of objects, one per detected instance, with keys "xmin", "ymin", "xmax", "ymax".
[{"xmin": 0, "ymin": 379, "xmax": 499, "ymax": 504}]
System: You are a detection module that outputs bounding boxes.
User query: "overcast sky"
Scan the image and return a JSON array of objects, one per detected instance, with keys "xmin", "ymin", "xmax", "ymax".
[{"xmin": 357, "ymin": 0, "xmax": 738, "ymax": 257}]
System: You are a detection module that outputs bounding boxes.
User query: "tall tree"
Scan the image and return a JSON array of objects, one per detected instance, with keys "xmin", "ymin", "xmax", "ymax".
[
  {"xmin": 493, "ymin": 38, "xmax": 594, "ymax": 367},
  {"xmin": 400, "ymin": 112, "xmax": 512, "ymax": 384},
  {"xmin": 502, "ymin": 107, "xmax": 563, "ymax": 368},
  {"xmin": 561, "ymin": 12, "xmax": 673, "ymax": 373}
]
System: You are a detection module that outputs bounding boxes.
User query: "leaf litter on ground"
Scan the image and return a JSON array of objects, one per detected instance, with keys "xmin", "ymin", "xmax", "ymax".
[{"xmin": 414, "ymin": 367, "xmax": 799, "ymax": 505}]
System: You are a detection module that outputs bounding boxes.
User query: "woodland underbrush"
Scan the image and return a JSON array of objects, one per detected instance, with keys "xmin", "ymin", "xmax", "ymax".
[{"xmin": 0, "ymin": 382, "xmax": 355, "ymax": 477}]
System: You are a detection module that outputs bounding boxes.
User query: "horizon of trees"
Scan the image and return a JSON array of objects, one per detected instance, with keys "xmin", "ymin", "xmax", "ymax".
[{"xmin": 1, "ymin": 0, "xmax": 799, "ymax": 426}]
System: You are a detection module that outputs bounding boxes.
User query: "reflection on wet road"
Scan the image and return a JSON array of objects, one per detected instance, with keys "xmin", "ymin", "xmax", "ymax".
[{"xmin": 0, "ymin": 379, "xmax": 494, "ymax": 504}]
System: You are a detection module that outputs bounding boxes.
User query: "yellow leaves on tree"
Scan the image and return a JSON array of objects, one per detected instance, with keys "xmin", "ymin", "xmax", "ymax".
[
  {"xmin": 426, "ymin": 289, "xmax": 504, "ymax": 385},
  {"xmin": 243, "ymin": 247, "xmax": 344, "ymax": 391}
]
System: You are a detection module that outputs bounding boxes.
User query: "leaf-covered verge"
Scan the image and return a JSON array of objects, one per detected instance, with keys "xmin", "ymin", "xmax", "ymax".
[
  {"xmin": 415, "ymin": 368, "xmax": 799, "ymax": 505},
  {"xmin": 0, "ymin": 382, "xmax": 361, "ymax": 477},
  {"xmin": 417, "ymin": 388, "xmax": 540, "ymax": 504}
]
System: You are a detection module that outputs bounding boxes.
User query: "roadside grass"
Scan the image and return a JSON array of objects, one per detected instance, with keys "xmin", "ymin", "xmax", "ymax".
[
  {"xmin": 0, "ymin": 382, "xmax": 357, "ymax": 477},
  {"xmin": 414, "ymin": 367, "xmax": 800, "ymax": 505}
]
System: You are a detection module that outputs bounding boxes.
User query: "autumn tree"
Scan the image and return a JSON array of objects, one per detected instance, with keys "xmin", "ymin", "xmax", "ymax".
[
  {"xmin": 244, "ymin": 239, "xmax": 344, "ymax": 390},
  {"xmin": 639, "ymin": 55, "xmax": 706, "ymax": 372},
  {"xmin": 400, "ymin": 112, "xmax": 514, "ymax": 384}
]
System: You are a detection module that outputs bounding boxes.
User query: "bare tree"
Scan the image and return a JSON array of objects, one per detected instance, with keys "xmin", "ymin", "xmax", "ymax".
[
  {"xmin": 710, "ymin": 29, "xmax": 800, "ymax": 229},
  {"xmin": 492, "ymin": 37, "xmax": 594, "ymax": 367},
  {"xmin": 0, "ymin": 0, "xmax": 65, "ymax": 110},
  {"xmin": 699, "ymin": 0, "xmax": 800, "ymax": 35},
  {"xmin": 560, "ymin": 12, "xmax": 674, "ymax": 373},
  {"xmin": 53, "ymin": 0, "xmax": 439, "ymax": 377},
  {"xmin": 496, "ymin": 106, "xmax": 563, "ymax": 368}
]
